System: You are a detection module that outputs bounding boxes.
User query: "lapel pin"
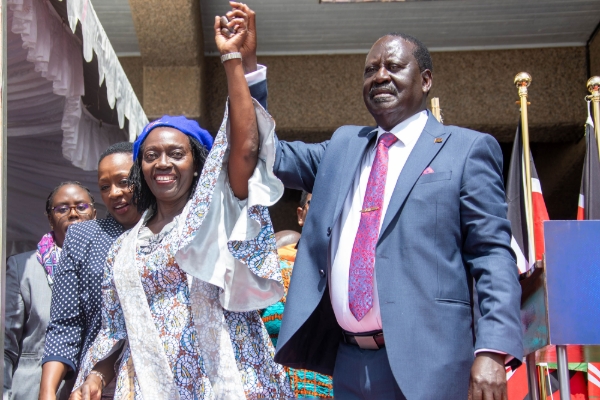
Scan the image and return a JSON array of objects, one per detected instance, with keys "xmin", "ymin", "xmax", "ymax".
[{"xmin": 434, "ymin": 138, "xmax": 443, "ymax": 143}]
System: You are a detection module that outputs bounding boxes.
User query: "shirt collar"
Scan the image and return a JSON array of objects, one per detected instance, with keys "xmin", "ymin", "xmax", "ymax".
[{"xmin": 375, "ymin": 110, "xmax": 429, "ymax": 150}]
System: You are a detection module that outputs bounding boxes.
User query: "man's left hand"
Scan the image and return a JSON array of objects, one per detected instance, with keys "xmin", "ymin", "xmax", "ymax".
[{"xmin": 468, "ymin": 352, "xmax": 507, "ymax": 400}]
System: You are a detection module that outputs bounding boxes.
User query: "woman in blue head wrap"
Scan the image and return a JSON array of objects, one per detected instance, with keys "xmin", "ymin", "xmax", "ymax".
[{"xmin": 71, "ymin": 4, "xmax": 291, "ymax": 400}]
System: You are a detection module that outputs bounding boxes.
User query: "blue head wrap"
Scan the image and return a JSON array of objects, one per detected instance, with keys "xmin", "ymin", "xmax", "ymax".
[{"xmin": 133, "ymin": 115, "xmax": 214, "ymax": 161}]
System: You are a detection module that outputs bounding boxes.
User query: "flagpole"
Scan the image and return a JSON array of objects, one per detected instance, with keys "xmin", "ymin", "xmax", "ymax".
[
  {"xmin": 515, "ymin": 72, "xmax": 540, "ymax": 400},
  {"xmin": 0, "ymin": 0, "xmax": 7, "ymax": 390},
  {"xmin": 587, "ymin": 76, "xmax": 600, "ymax": 160},
  {"xmin": 431, "ymin": 97, "xmax": 443, "ymax": 123},
  {"xmin": 514, "ymin": 73, "xmax": 536, "ymax": 266}
]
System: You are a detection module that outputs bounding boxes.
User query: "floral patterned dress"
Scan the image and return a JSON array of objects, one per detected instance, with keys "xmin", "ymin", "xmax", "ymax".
[{"xmin": 76, "ymin": 103, "xmax": 292, "ymax": 400}]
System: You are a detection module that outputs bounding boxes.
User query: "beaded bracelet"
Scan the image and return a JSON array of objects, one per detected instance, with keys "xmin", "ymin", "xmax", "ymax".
[{"xmin": 88, "ymin": 370, "xmax": 106, "ymax": 390}]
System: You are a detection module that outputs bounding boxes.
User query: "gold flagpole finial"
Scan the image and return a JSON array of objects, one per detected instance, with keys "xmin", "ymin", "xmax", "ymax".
[
  {"xmin": 587, "ymin": 76, "xmax": 600, "ymax": 164},
  {"xmin": 586, "ymin": 76, "xmax": 600, "ymax": 94},
  {"xmin": 514, "ymin": 72, "xmax": 536, "ymax": 269},
  {"xmin": 515, "ymin": 72, "xmax": 532, "ymax": 88}
]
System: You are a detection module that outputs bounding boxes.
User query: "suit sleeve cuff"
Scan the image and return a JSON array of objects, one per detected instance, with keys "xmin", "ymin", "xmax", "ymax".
[
  {"xmin": 475, "ymin": 349, "xmax": 514, "ymax": 365},
  {"xmin": 245, "ymin": 64, "xmax": 267, "ymax": 86}
]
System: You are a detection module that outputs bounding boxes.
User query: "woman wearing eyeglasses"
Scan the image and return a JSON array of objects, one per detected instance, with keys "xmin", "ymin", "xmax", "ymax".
[{"xmin": 4, "ymin": 182, "xmax": 96, "ymax": 400}]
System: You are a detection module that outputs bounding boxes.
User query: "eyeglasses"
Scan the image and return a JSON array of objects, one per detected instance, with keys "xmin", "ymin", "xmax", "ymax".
[
  {"xmin": 303, "ymin": 200, "xmax": 311, "ymax": 209},
  {"xmin": 51, "ymin": 203, "xmax": 94, "ymax": 216}
]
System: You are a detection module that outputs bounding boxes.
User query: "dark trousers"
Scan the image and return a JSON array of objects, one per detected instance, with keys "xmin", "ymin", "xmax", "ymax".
[{"xmin": 332, "ymin": 342, "xmax": 407, "ymax": 400}]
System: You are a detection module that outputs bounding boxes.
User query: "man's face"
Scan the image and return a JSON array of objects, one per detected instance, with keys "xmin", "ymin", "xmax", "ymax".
[{"xmin": 362, "ymin": 36, "xmax": 432, "ymax": 129}]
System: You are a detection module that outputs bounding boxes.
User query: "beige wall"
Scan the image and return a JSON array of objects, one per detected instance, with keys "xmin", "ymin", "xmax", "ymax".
[
  {"xmin": 127, "ymin": 0, "xmax": 204, "ymax": 120},
  {"xmin": 204, "ymin": 47, "xmax": 588, "ymax": 144},
  {"xmin": 430, "ymin": 47, "xmax": 587, "ymax": 142},
  {"xmin": 126, "ymin": 47, "xmax": 591, "ymax": 144},
  {"xmin": 119, "ymin": 56, "xmax": 144, "ymax": 106},
  {"xmin": 119, "ymin": 46, "xmax": 592, "ymax": 229}
]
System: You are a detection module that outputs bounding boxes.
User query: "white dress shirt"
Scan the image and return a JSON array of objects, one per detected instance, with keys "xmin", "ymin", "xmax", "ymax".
[{"xmin": 329, "ymin": 110, "xmax": 429, "ymax": 333}]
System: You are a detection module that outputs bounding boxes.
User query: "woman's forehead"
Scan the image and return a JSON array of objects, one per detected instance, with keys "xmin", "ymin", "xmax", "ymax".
[
  {"xmin": 144, "ymin": 127, "xmax": 189, "ymax": 146},
  {"xmin": 98, "ymin": 152, "xmax": 133, "ymax": 171},
  {"xmin": 52, "ymin": 185, "xmax": 90, "ymax": 203}
]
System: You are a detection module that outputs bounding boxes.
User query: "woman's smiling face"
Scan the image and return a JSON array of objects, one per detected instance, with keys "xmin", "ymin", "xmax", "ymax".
[
  {"xmin": 98, "ymin": 152, "xmax": 139, "ymax": 229},
  {"xmin": 141, "ymin": 127, "xmax": 196, "ymax": 206}
]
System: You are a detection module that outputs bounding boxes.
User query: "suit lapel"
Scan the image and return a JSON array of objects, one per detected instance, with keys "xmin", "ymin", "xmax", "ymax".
[
  {"xmin": 379, "ymin": 114, "xmax": 450, "ymax": 239},
  {"xmin": 332, "ymin": 127, "xmax": 378, "ymax": 224}
]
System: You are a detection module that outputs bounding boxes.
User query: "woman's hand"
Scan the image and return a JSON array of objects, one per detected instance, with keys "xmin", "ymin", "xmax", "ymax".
[
  {"xmin": 214, "ymin": 4, "xmax": 248, "ymax": 56},
  {"xmin": 224, "ymin": 2, "xmax": 257, "ymax": 73},
  {"xmin": 68, "ymin": 375, "xmax": 102, "ymax": 400}
]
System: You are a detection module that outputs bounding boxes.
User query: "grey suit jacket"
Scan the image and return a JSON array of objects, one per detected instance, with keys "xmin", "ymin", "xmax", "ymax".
[
  {"xmin": 271, "ymin": 114, "xmax": 524, "ymax": 400},
  {"xmin": 3, "ymin": 251, "xmax": 73, "ymax": 400}
]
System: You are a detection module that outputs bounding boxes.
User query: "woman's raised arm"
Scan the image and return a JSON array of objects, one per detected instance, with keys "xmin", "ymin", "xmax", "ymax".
[{"xmin": 215, "ymin": 2, "xmax": 259, "ymax": 200}]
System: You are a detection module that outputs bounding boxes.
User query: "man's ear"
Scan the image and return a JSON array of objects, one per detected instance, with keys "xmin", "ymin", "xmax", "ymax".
[
  {"xmin": 421, "ymin": 69, "xmax": 433, "ymax": 94},
  {"xmin": 297, "ymin": 207, "xmax": 305, "ymax": 227}
]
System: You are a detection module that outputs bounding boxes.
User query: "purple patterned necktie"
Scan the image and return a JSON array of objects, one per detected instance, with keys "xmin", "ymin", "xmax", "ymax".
[{"xmin": 348, "ymin": 132, "xmax": 398, "ymax": 321}]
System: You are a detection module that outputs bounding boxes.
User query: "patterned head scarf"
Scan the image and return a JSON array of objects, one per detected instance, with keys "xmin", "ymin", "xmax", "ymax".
[
  {"xmin": 133, "ymin": 115, "xmax": 213, "ymax": 161},
  {"xmin": 36, "ymin": 231, "xmax": 60, "ymax": 286}
]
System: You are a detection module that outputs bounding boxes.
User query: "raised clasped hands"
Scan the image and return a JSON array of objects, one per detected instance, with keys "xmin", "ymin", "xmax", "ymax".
[
  {"xmin": 215, "ymin": 2, "xmax": 257, "ymax": 73},
  {"xmin": 468, "ymin": 352, "xmax": 508, "ymax": 400},
  {"xmin": 214, "ymin": 3, "xmax": 249, "ymax": 56}
]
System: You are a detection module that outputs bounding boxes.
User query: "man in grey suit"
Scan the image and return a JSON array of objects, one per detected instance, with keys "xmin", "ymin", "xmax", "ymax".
[
  {"xmin": 3, "ymin": 252, "xmax": 74, "ymax": 400},
  {"xmin": 250, "ymin": 32, "xmax": 523, "ymax": 399}
]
